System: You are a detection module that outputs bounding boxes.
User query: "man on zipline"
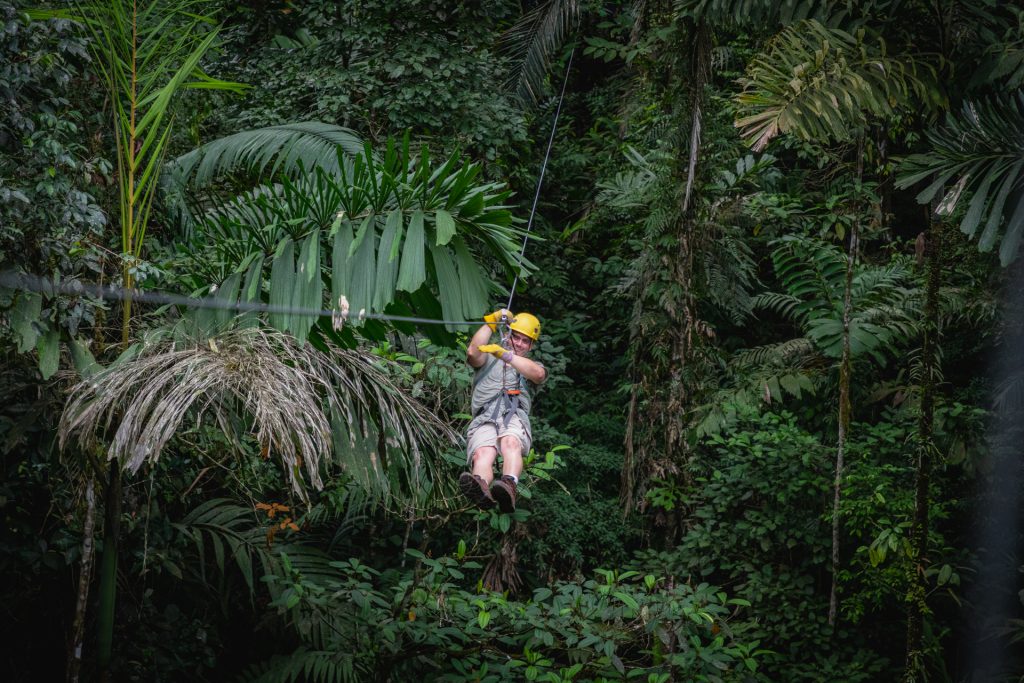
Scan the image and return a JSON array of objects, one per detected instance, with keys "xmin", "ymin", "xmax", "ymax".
[{"xmin": 459, "ymin": 309, "xmax": 546, "ymax": 513}]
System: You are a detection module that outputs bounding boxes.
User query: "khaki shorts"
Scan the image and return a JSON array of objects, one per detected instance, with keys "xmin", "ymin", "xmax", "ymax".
[{"xmin": 465, "ymin": 413, "xmax": 532, "ymax": 464}]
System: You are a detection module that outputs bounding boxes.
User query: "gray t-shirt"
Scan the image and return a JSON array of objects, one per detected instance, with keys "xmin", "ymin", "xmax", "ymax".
[
  {"xmin": 469, "ymin": 350, "xmax": 543, "ymax": 435},
  {"xmin": 471, "ymin": 356, "xmax": 536, "ymax": 416}
]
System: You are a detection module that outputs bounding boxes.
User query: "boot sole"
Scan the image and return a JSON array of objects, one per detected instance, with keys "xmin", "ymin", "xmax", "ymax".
[
  {"xmin": 459, "ymin": 473, "xmax": 495, "ymax": 510},
  {"xmin": 490, "ymin": 481, "xmax": 516, "ymax": 514}
]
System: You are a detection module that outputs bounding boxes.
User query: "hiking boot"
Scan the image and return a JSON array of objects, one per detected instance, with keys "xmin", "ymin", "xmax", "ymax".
[
  {"xmin": 490, "ymin": 475, "xmax": 517, "ymax": 514},
  {"xmin": 459, "ymin": 472, "xmax": 495, "ymax": 510}
]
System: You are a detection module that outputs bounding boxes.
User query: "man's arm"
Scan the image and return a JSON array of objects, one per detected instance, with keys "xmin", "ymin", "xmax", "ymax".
[
  {"xmin": 467, "ymin": 323, "xmax": 494, "ymax": 369},
  {"xmin": 507, "ymin": 354, "xmax": 546, "ymax": 385},
  {"xmin": 475, "ymin": 343, "xmax": 547, "ymax": 384}
]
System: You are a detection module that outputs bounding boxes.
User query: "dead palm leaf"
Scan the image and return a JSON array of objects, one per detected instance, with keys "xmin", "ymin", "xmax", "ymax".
[{"xmin": 58, "ymin": 327, "xmax": 456, "ymax": 505}]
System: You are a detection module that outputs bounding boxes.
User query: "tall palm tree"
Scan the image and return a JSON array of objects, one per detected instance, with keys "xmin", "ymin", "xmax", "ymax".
[{"xmin": 29, "ymin": 2, "xmax": 245, "ymax": 677}]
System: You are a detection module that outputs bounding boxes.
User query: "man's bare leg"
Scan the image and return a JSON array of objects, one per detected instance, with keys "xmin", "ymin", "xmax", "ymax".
[
  {"xmin": 498, "ymin": 436, "xmax": 523, "ymax": 480},
  {"xmin": 472, "ymin": 446, "xmax": 498, "ymax": 484},
  {"xmin": 491, "ymin": 436, "xmax": 523, "ymax": 513}
]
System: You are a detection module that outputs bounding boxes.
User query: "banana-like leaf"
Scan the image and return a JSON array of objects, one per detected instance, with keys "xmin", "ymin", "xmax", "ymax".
[
  {"xmin": 429, "ymin": 243, "xmax": 464, "ymax": 331},
  {"xmin": 331, "ymin": 220, "xmax": 354, "ymax": 308},
  {"xmin": 269, "ymin": 238, "xmax": 295, "ymax": 333},
  {"xmin": 373, "ymin": 212, "xmax": 402, "ymax": 311},
  {"xmin": 291, "ymin": 230, "xmax": 321, "ymax": 343},
  {"xmin": 397, "ymin": 210, "xmax": 426, "ymax": 293}
]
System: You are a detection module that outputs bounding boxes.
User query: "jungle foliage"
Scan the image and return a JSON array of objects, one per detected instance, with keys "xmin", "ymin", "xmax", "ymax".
[{"xmin": 1, "ymin": 0, "xmax": 1023, "ymax": 681}]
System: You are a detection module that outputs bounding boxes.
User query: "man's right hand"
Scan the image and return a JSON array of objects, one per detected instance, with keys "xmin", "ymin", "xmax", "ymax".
[{"xmin": 483, "ymin": 308, "xmax": 513, "ymax": 332}]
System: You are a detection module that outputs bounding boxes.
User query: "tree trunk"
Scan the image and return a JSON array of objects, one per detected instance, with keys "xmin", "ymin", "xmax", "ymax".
[
  {"xmin": 67, "ymin": 475, "xmax": 97, "ymax": 683},
  {"xmin": 97, "ymin": 465, "xmax": 122, "ymax": 681},
  {"xmin": 829, "ymin": 140, "xmax": 864, "ymax": 628},
  {"xmin": 904, "ymin": 214, "xmax": 943, "ymax": 679},
  {"xmin": 829, "ymin": 219, "xmax": 857, "ymax": 628}
]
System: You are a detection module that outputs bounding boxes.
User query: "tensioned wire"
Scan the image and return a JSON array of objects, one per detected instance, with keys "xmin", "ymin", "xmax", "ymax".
[
  {"xmin": 504, "ymin": 47, "xmax": 575, "ymax": 315},
  {"xmin": 0, "ymin": 270, "xmax": 482, "ymax": 327},
  {"xmin": 1, "ymin": 53, "xmax": 575, "ymax": 330}
]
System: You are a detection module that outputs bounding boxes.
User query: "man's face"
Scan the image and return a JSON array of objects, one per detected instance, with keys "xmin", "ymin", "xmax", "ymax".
[{"xmin": 510, "ymin": 331, "xmax": 534, "ymax": 356}]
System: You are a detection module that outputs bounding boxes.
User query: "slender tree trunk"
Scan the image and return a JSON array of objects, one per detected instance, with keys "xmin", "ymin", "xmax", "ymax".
[
  {"xmin": 829, "ymin": 140, "xmax": 864, "ymax": 628},
  {"xmin": 829, "ymin": 222, "xmax": 857, "ymax": 628},
  {"xmin": 67, "ymin": 475, "xmax": 97, "ymax": 683},
  {"xmin": 97, "ymin": 465, "xmax": 122, "ymax": 682},
  {"xmin": 682, "ymin": 20, "xmax": 710, "ymax": 213},
  {"xmin": 904, "ymin": 214, "xmax": 943, "ymax": 680}
]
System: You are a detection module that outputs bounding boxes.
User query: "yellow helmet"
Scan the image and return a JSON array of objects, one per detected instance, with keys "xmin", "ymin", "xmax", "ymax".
[{"xmin": 510, "ymin": 312, "xmax": 541, "ymax": 341}]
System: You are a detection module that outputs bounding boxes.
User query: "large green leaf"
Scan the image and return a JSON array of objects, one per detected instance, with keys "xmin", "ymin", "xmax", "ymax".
[
  {"xmin": 428, "ymin": 243, "xmax": 463, "ymax": 331},
  {"xmin": 397, "ymin": 210, "xmax": 427, "ymax": 293},
  {"xmin": 331, "ymin": 220, "xmax": 354, "ymax": 308},
  {"xmin": 10, "ymin": 292, "xmax": 43, "ymax": 352},
  {"xmin": 291, "ymin": 230, "xmax": 321, "ymax": 343},
  {"xmin": 452, "ymin": 237, "xmax": 491, "ymax": 319},
  {"xmin": 213, "ymin": 272, "xmax": 242, "ymax": 332},
  {"xmin": 169, "ymin": 122, "xmax": 364, "ymax": 188},
  {"xmin": 434, "ymin": 209, "xmax": 456, "ymax": 246},
  {"xmin": 347, "ymin": 227, "xmax": 377, "ymax": 317},
  {"xmin": 36, "ymin": 328, "xmax": 60, "ymax": 380},
  {"xmin": 374, "ymin": 212, "xmax": 402, "ymax": 311},
  {"xmin": 897, "ymin": 94, "xmax": 1024, "ymax": 266},
  {"xmin": 239, "ymin": 257, "xmax": 263, "ymax": 328},
  {"xmin": 269, "ymin": 238, "xmax": 295, "ymax": 333}
]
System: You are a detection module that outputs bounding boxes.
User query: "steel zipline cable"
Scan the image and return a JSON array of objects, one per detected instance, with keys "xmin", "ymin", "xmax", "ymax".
[
  {"xmin": 0, "ymin": 270, "xmax": 481, "ymax": 327},
  {"xmin": 504, "ymin": 47, "xmax": 574, "ymax": 315},
  {"xmin": 1, "ymin": 54, "xmax": 575, "ymax": 332}
]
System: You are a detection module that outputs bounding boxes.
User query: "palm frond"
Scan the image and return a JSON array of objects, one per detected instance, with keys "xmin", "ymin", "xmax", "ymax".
[
  {"xmin": 37, "ymin": 0, "xmax": 247, "ymax": 267},
  {"xmin": 182, "ymin": 143, "xmax": 528, "ymax": 333},
  {"xmin": 897, "ymin": 93, "xmax": 1024, "ymax": 266},
  {"xmin": 167, "ymin": 121, "xmax": 365, "ymax": 188},
  {"xmin": 59, "ymin": 328, "xmax": 456, "ymax": 505},
  {"xmin": 500, "ymin": 0, "xmax": 580, "ymax": 105},
  {"xmin": 733, "ymin": 337, "xmax": 818, "ymax": 368},
  {"xmin": 734, "ymin": 20, "xmax": 938, "ymax": 151}
]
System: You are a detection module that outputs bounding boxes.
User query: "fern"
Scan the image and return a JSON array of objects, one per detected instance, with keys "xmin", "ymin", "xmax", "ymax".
[
  {"xmin": 734, "ymin": 19, "xmax": 938, "ymax": 151},
  {"xmin": 242, "ymin": 648, "xmax": 361, "ymax": 683}
]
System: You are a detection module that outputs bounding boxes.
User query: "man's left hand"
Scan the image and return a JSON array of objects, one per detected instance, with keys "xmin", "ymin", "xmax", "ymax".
[{"xmin": 477, "ymin": 343, "xmax": 509, "ymax": 359}]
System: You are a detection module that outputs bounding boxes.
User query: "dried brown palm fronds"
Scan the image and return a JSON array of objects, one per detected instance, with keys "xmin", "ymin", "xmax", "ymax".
[{"xmin": 58, "ymin": 327, "xmax": 456, "ymax": 504}]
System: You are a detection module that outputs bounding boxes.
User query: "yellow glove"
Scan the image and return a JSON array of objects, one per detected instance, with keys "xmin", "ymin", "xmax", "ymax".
[
  {"xmin": 483, "ymin": 308, "xmax": 513, "ymax": 332},
  {"xmin": 477, "ymin": 343, "xmax": 510, "ymax": 360}
]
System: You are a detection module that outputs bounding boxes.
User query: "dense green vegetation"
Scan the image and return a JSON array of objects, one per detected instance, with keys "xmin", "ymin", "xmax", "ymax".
[{"xmin": 2, "ymin": 0, "xmax": 1024, "ymax": 680}]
